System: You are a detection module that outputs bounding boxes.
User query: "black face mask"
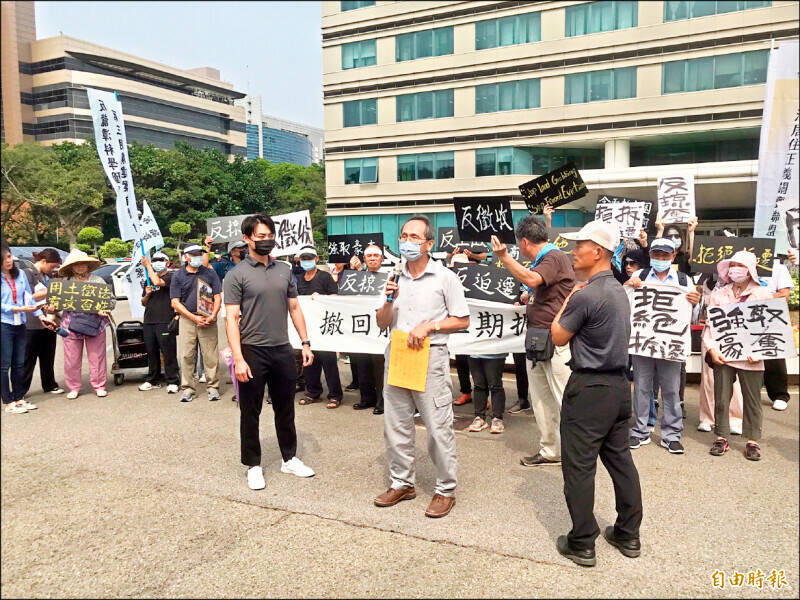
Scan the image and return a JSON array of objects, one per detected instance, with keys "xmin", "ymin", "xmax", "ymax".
[{"xmin": 252, "ymin": 240, "xmax": 276, "ymax": 256}]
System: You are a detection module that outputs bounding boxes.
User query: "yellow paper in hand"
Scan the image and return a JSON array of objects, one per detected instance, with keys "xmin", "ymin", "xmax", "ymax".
[{"xmin": 387, "ymin": 329, "xmax": 431, "ymax": 392}]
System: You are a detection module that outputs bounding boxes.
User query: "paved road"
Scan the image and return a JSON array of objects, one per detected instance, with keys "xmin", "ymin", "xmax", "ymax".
[{"xmin": 2, "ymin": 302, "xmax": 798, "ymax": 598}]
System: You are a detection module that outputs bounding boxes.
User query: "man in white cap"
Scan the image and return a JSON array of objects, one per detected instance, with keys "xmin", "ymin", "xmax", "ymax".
[
  {"xmin": 624, "ymin": 238, "xmax": 701, "ymax": 454},
  {"xmin": 139, "ymin": 251, "xmax": 179, "ymax": 393},
  {"xmin": 550, "ymin": 220, "xmax": 643, "ymax": 567}
]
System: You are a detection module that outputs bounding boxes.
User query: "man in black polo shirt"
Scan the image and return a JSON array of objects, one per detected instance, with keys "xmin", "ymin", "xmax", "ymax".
[
  {"xmin": 551, "ymin": 220, "xmax": 643, "ymax": 567},
  {"xmin": 139, "ymin": 252, "xmax": 179, "ymax": 393},
  {"xmin": 224, "ymin": 214, "xmax": 315, "ymax": 490}
]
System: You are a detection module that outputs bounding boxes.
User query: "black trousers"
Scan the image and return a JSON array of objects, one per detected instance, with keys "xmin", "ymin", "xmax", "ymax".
[
  {"xmin": 239, "ymin": 344, "xmax": 297, "ymax": 466},
  {"xmin": 352, "ymin": 352, "xmax": 385, "ymax": 409},
  {"xmin": 764, "ymin": 358, "xmax": 789, "ymax": 403},
  {"xmin": 23, "ymin": 328, "xmax": 58, "ymax": 394},
  {"xmin": 348, "ymin": 359, "xmax": 359, "ymax": 388},
  {"xmin": 513, "ymin": 352, "xmax": 529, "ymax": 404},
  {"xmin": 468, "ymin": 357, "xmax": 506, "ymax": 420},
  {"xmin": 304, "ymin": 350, "xmax": 343, "ymax": 400},
  {"xmin": 455, "ymin": 354, "xmax": 472, "ymax": 394},
  {"xmin": 143, "ymin": 323, "xmax": 179, "ymax": 385},
  {"xmin": 293, "ymin": 350, "xmax": 306, "ymax": 390},
  {"xmin": 561, "ymin": 370, "xmax": 643, "ymax": 550}
]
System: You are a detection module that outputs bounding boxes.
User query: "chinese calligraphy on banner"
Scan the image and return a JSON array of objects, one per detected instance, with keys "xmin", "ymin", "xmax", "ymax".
[
  {"xmin": 327, "ymin": 234, "xmax": 384, "ymax": 263},
  {"xmin": 139, "ymin": 199, "xmax": 164, "ymax": 255},
  {"xmin": 207, "ymin": 214, "xmax": 254, "ymax": 244},
  {"xmin": 548, "ymin": 227, "xmax": 580, "ymax": 254},
  {"xmin": 657, "ymin": 174, "xmax": 695, "ymax": 224},
  {"xmin": 47, "ymin": 280, "xmax": 117, "ymax": 313},
  {"xmin": 626, "ymin": 284, "xmax": 692, "ymax": 362},
  {"xmin": 519, "ymin": 163, "xmax": 588, "ymax": 214},
  {"xmin": 597, "ymin": 195, "xmax": 657, "ymax": 233},
  {"xmin": 86, "ymin": 88, "xmax": 140, "ymax": 241},
  {"xmin": 436, "ymin": 227, "xmax": 488, "ymax": 254},
  {"xmin": 690, "ymin": 236, "xmax": 775, "ymax": 276},
  {"xmin": 707, "ymin": 298, "xmax": 795, "ymax": 361},
  {"xmin": 272, "ymin": 210, "xmax": 314, "ymax": 256},
  {"xmin": 450, "ymin": 263, "xmax": 519, "ymax": 304},
  {"xmin": 337, "ymin": 270, "xmax": 389, "ymax": 296},
  {"xmin": 595, "ymin": 201, "xmax": 645, "ymax": 239},
  {"xmin": 454, "ymin": 197, "xmax": 516, "ymax": 244}
]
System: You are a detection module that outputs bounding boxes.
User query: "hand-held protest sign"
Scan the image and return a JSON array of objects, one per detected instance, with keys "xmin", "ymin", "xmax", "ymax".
[
  {"xmin": 47, "ymin": 280, "xmax": 117, "ymax": 314},
  {"xmin": 450, "ymin": 264, "xmax": 519, "ymax": 304},
  {"xmin": 626, "ymin": 284, "xmax": 692, "ymax": 362},
  {"xmin": 454, "ymin": 197, "xmax": 516, "ymax": 244},
  {"xmin": 657, "ymin": 174, "xmax": 695, "ymax": 225},
  {"xmin": 548, "ymin": 227, "xmax": 581, "ymax": 254},
  {"xmin": 207, "ymin": 214, "xmax": 253, "ymax": 244},
  {"xmin": 337, "ymin": 270, "xmax": 389, "ymax": 296},
  {"xmin": 139, "ymin": 199, "xmax": 164, "ymax": 255},
  {"xmin": 707, "ymin": 298, "xmax": 795, "ymax": 361},
  {"xmin": 493, "ymin": 243, "xmax": 532, "ymax": 269},
  {"xmin": 272, "ymin": 210, "xmax": 314, "ymax": 257},
  {"xmin": 197, "ymin": 279, "xmax": 214, "ymax": 318},
  {"xmin": 387, "ymin": 330, "xmax": 430, "ymax": 392},
  {"xmin": 437, "ymin": 227, "xmax": 488, "ymax": 254},
  {"xmin": 595, "ymin": 200, "xmax": 645, "ymax": 239},
  {"xmin": 519, "ymin": 163, "xmax": 588, "ymax": 214},
  {"xmin": 690, "ymin": 236, "xmax": 776, "ymax": 276},
  {"xmin": 598, "ymin": 195, "xmax": 657, "ymax": 233},
  {"xmin": 327, "ymin": 234, "xmax": 385, "ymax": 263}
]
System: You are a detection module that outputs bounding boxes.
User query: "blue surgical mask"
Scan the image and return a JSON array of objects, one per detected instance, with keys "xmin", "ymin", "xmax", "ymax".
[
  {"xmin": 650, "ymin": 258, "xmax": 672, "ymax": 273},
  {"xmin": 300, "ymin": 259, "xmax": 316, "ymax": 271},
  {"xmin": 399, "ymin": 240, "xmax": 422, "ymax": 261},
  {"xmin": 152, "ymin": 261, "xmax": 167, "ymax": 273},
  {"xmin": 189, "ymin": 256, "xmax": 203, "ymax": 268}
]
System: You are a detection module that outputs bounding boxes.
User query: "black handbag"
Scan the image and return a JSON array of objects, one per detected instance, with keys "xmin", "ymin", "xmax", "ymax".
[
  {"xmin": 525, "ymin": 327, "xmax": 555, "ymax": 364},
  {"xmin": 68, "ymin": 312, "xmax": 104, "ymax": 337},
  {"xmin": 167, "ymin": 315, "xmax": 179, "ymax": 336}
]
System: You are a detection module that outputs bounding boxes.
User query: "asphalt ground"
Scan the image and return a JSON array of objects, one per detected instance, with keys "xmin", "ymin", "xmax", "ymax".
[{"xmin": 1, "ymin": 301, "xmax": 798, "ymax": 598}]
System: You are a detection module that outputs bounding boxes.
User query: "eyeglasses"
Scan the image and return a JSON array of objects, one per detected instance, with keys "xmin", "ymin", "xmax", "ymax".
[{"xmin": 398, "ymin": 234, "xmax": 427, "ymax": 243}]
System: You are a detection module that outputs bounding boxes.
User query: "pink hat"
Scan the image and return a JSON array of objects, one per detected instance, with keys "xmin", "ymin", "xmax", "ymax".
[{"xmin": 717, "ymin": 250, "xmax": 759, "ymax": 284}]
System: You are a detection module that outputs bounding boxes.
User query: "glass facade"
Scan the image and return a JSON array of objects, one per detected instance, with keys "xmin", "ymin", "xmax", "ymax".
[
  {"xmin": 245, "ymin": 124, "xmax": 260, "ymax": 160},
  {"xmin": 662, "ymin": 50, "xmax": 768, "ymax": 93},
  {"xmin": 631, "ymin": 134, "xmax": 760, "ymax": 166},
  {"xmin": 262, "ymin": 127, "xmax": 313, "ymax": 166},
  {"xmin": 396, "ymin": 89, "xmax": 454, "ymax": 122},
  {"xmin": 565, "ymin": 1, "xmax": 638, "ymax": 37},
  {"xmin": 475, "ymin": 147, "xmax": 534, "ymax": 176},
  {"xmin": 530, "ymin": 147, "xmax": 604, "ymax": 173},
  {"xmin": 343, "ymin": 99, "xmax": 377, "ymax": 127},
  {"xmin": 664, "ymin": 1, "xmax": 770, "ymax": 21},
  {"xmin": 396, "ymin": 27, "xmax": 454, "ymax": 62},
  {"xmin": 475, "ymin": 79, "xmax": 540, "ymax": 113},
  {"xmin": 397, "ymin": 152, "xmax": 454, "ymax": 181},
  {"xmin": 342, "ymin": 39, "xmax": 377, "ymax": 70},
  {"xmin": 565, "ymin": 67, "xmax": 637, "ymax": 104},
  {"xmin": 344, "ymin": 158, "xmax": 378, "ymax": 184},
  {"xmin": 341, "ymin": 0, "xmax": 374, "ymax": 10},
  {"xmin": 475, "ymin": 12, "xmax": 541, "ymax": 50}
]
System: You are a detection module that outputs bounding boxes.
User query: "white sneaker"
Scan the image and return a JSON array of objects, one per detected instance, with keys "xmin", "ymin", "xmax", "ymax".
[
  {"xmin": 166, "ymin": 384, "xmax": 179, "ymax": 394},
  {"xmin": 772, "ymin": 399, "xmax": 788, "ymax": 411},
  {"xmin": 730, "ymin": 421, "xmax": 742, "ymax": 435},
  {"xmin": 138, "ymin": 382, "xmax": 160, "ymax": 391},
  {"xmin": 49, "ymin": 387, "xmax": 64, "ymax": 394},
  {"xmin": 468, "ymin": 416, "xmax": 488, "ymax": 432},
  {"xmin": 281, "ymin": 457, "xmax": 315, "ymax": 478},
  {"xmin": 697, "ymin": 422, "xmax": 712, "ymax": 432},
  {"xmin": 247, "ymin": 466, "xmax": 266, "ymax": 490},
  {"xmin": 96, "ymin": 389, "xmax": 108, "ymax": 398},
  {"xmin": 19, "ymin": 399, "xmax": 37, "ymax": 411},
  {"xmin": 4, "ymin": 402, "xmax": 27, "ymax": 414},
  {"xmin": 66, "ymin": 390, "xmax": 79, "ymax": 400},
  {"xmin": 198, "ymin": 374, "xmax": 207, "ymax": 383}
]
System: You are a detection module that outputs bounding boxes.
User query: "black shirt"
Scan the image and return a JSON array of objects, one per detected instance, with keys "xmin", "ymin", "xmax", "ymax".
[
  {"xmin": 296, "ymin": 269, "xmax": 337, "ymax": 296},
  {"xmin": 142, "ymin": 271, "xmax": 175, "ymax": 324},
  {"xmin": 169, "ymin": 266, "xmax": 222, "ymax": 314}
]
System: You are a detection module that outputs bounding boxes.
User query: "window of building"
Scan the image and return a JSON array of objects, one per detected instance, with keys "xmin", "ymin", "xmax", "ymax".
[
  {"xmin": 397, "ymin": 152, "xmax": 455, "ymax": 181},
  {"xmin": 475, "ymin": 12, "xmax": 541, "ymax": 50},
  {"xmin": 396, "ymin": 89, "xmax": 454, "ymax": 121},
  {"xmin": 344, "ymin": 158, "xmax": 379, "ymax": 184},
  {"xmin": 342, "ymin": 39, "xmax": 377, "ymax": 70},
  {"xmin": 530, "ymin": 147, "xmax": 605, "ymax": 173},
  {"xmin": 564, "ymin": 67, "xmax": 637, "ymax": 104},
  {"xmin": 662, "ymin": 50, "xmax": 768, "ymax": 93},
  {"xmin": 664, "ymin": 1, "xmax": 770, "ymax": 21},
  {"xmin": 475, "ymin": 79, "xmax": 540, "ymax": 113},
  {"xmin": 475, "ymin": 147, "xmax": 533, "ymax": 176},
  {"xmin": 341, "ymin": 1, "xmax": 375, "ymax": 10},
  {"xmin": 396, "ymin": 27, "xmax": 454, "ymax": 61},
  {"xmin": 565, "ymin": 1, "xmax": 638, "ymax": 37},
  {"xmin": 630, "ymin": 134, "xmax": 759, "ymax": 166},
  {"xmin": 343, "ymin": 99, "xmax": 377, "ymax": 127}
]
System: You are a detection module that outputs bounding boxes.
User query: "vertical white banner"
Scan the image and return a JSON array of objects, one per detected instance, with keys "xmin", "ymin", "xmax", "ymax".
[
  {"xmin": 754, "ymin": 40, "xmax": 800, "ymax": 255},
  {"xmin": 125, "ymin": 240, "xmax": 147, "ymax": 320},
  {"xmin": 139, "ymin": 199, "xmax": 164, "ymax": 255}
]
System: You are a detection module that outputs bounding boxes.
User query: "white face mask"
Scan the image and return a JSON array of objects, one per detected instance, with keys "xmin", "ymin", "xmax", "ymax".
[
  {"xmin": 152, "ymin": 261, "xmax": 167, "ymax": 272},
  {"xmin": 727, "ymin": 266, "xmax": 750, "ymax": 283},
  {"xmin": 188, "ymin": 256, "xmax": 203, "ymax": 268}
]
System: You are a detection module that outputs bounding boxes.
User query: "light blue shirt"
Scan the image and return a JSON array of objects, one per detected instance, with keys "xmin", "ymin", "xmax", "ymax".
[
  {"xmin": 633, "ymin": 267, "xmax": 693, "ymax": 292},
  {"xmin": 1, "ymin": 270, "xmax": 42, "ymax": 325}
]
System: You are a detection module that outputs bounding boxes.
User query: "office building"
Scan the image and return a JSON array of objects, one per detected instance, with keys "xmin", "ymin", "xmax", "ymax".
[{"xmin": 322, "ymin": 0, "xmax": 799, "ymax": 250}]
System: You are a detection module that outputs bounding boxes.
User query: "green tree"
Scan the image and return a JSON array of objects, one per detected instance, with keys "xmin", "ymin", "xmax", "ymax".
[
  {"xmin": 98, "ymin": 238, "xmax": 130, "ymax": 260},
  {"xmin": 77, "ymin": 227, "xmax": 105, "ymax": 253},
  {"xmin": 169, "ymin": 221, "xmax": 191, "ymax": 252}
]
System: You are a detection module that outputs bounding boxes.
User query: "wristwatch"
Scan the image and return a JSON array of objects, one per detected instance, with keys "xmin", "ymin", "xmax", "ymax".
[{"xmin": 301, "ymin": 340, "xmax": 311, "ymax": 347}]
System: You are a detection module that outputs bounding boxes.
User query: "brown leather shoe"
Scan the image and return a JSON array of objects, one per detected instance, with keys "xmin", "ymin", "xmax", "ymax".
[
  {"xmin": 374, "ymin": 487, "xmax": 416, "ymax": 507},
  {"xmin": 425, "ymin": 494, "xmax": 456, "ymax": 518}
]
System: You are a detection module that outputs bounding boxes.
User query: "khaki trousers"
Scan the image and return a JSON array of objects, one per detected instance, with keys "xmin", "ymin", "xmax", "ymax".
[
  {"xmin": 527, "ymin": 344, "xmax": 571, "ymax": 461},
  {"xmin": 178, "ymin": 315, "xmax": 219, "ymax": 392}
]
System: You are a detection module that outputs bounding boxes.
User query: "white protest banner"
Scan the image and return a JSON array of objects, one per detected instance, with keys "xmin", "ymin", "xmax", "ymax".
[
  {"xmin": 626, "ymin": 284, "xmax": 692, "ymax": 362},
  {"xmin": 207, "ymin": 214, "xmax": 253, "ymax": 244},
  {"xmin": 139, "ymin": 199, "xmax": 164, "ymax": 255},
  {"xmin": 125, "ymin": 240, "xmax": 147, "ymax": 320},
  {"xmin": 707, "ymin": 297, "xmax": 795, "ymax": 361},
  {"xmin": 657, "ymin": 174, "xmax": 695, "ymax": 225},
  {"xmin": 754, "ymin": 40, "xmax": 799, "ymax": 255},
  {"xmin": 272, "ymin": 210, "xmax": 314, "ymax": 257},
  {"xmin": 287, "ymin": 295, "xmax": 525, "ymax": 355},
  {"xmin": 86, "ymin": 88, "xmax": 140, "ymax": 241},
  {"xmin": 595, "ymin": 201, "xmax": 645, "ymax": 239}
]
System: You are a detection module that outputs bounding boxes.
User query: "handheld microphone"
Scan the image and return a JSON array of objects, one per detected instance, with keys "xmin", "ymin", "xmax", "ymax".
[{"xmin": 386, "ymin": 261, "xmax": 403, "ymax": 303}]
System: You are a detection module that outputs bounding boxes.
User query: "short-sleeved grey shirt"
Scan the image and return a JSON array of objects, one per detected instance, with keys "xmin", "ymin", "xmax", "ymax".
[
  {"xmin": 223, "ymin": 256, "xmax": 298, "ymax": 347},
  {"xmin": 558, "ymin": 270, "xmax": 630, "ymax": 371},
  {"xmin": 390, "ymin": 256, "xmax": 470, "ymax": 344}
]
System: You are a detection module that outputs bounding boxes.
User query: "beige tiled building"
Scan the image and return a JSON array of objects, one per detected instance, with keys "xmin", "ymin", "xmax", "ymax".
[{"xmin": 322, "ymin": 0, "xmax": 799, "ymax": 246}]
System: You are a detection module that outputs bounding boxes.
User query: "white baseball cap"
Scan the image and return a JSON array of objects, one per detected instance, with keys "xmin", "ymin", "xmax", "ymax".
[{"xmin": 561, "ymin": 220, "xmax": 621, "ymax": 252}]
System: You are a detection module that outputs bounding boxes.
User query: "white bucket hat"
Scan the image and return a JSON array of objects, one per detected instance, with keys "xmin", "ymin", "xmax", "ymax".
[{"xmin": 717, "ymin": 250, "xmax": 760, "ymax": 284}]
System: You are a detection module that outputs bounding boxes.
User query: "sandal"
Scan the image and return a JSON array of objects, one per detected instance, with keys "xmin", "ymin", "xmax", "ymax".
[
  {"xmin": 744, "ymin": 442, "xmax": 762, "ymax": 461},
  {"xmin": 326, "ymin": 399, "xmax": 341, "ymax": 409},
  {"xmin": 299, "ymin": 394, "xmax": 318, "ymax": 406}
]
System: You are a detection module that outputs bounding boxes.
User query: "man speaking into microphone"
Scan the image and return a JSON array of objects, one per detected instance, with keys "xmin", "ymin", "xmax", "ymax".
[{"xmin": 374, "ymin": 216, "xmax": 470, "ymax": 518}]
